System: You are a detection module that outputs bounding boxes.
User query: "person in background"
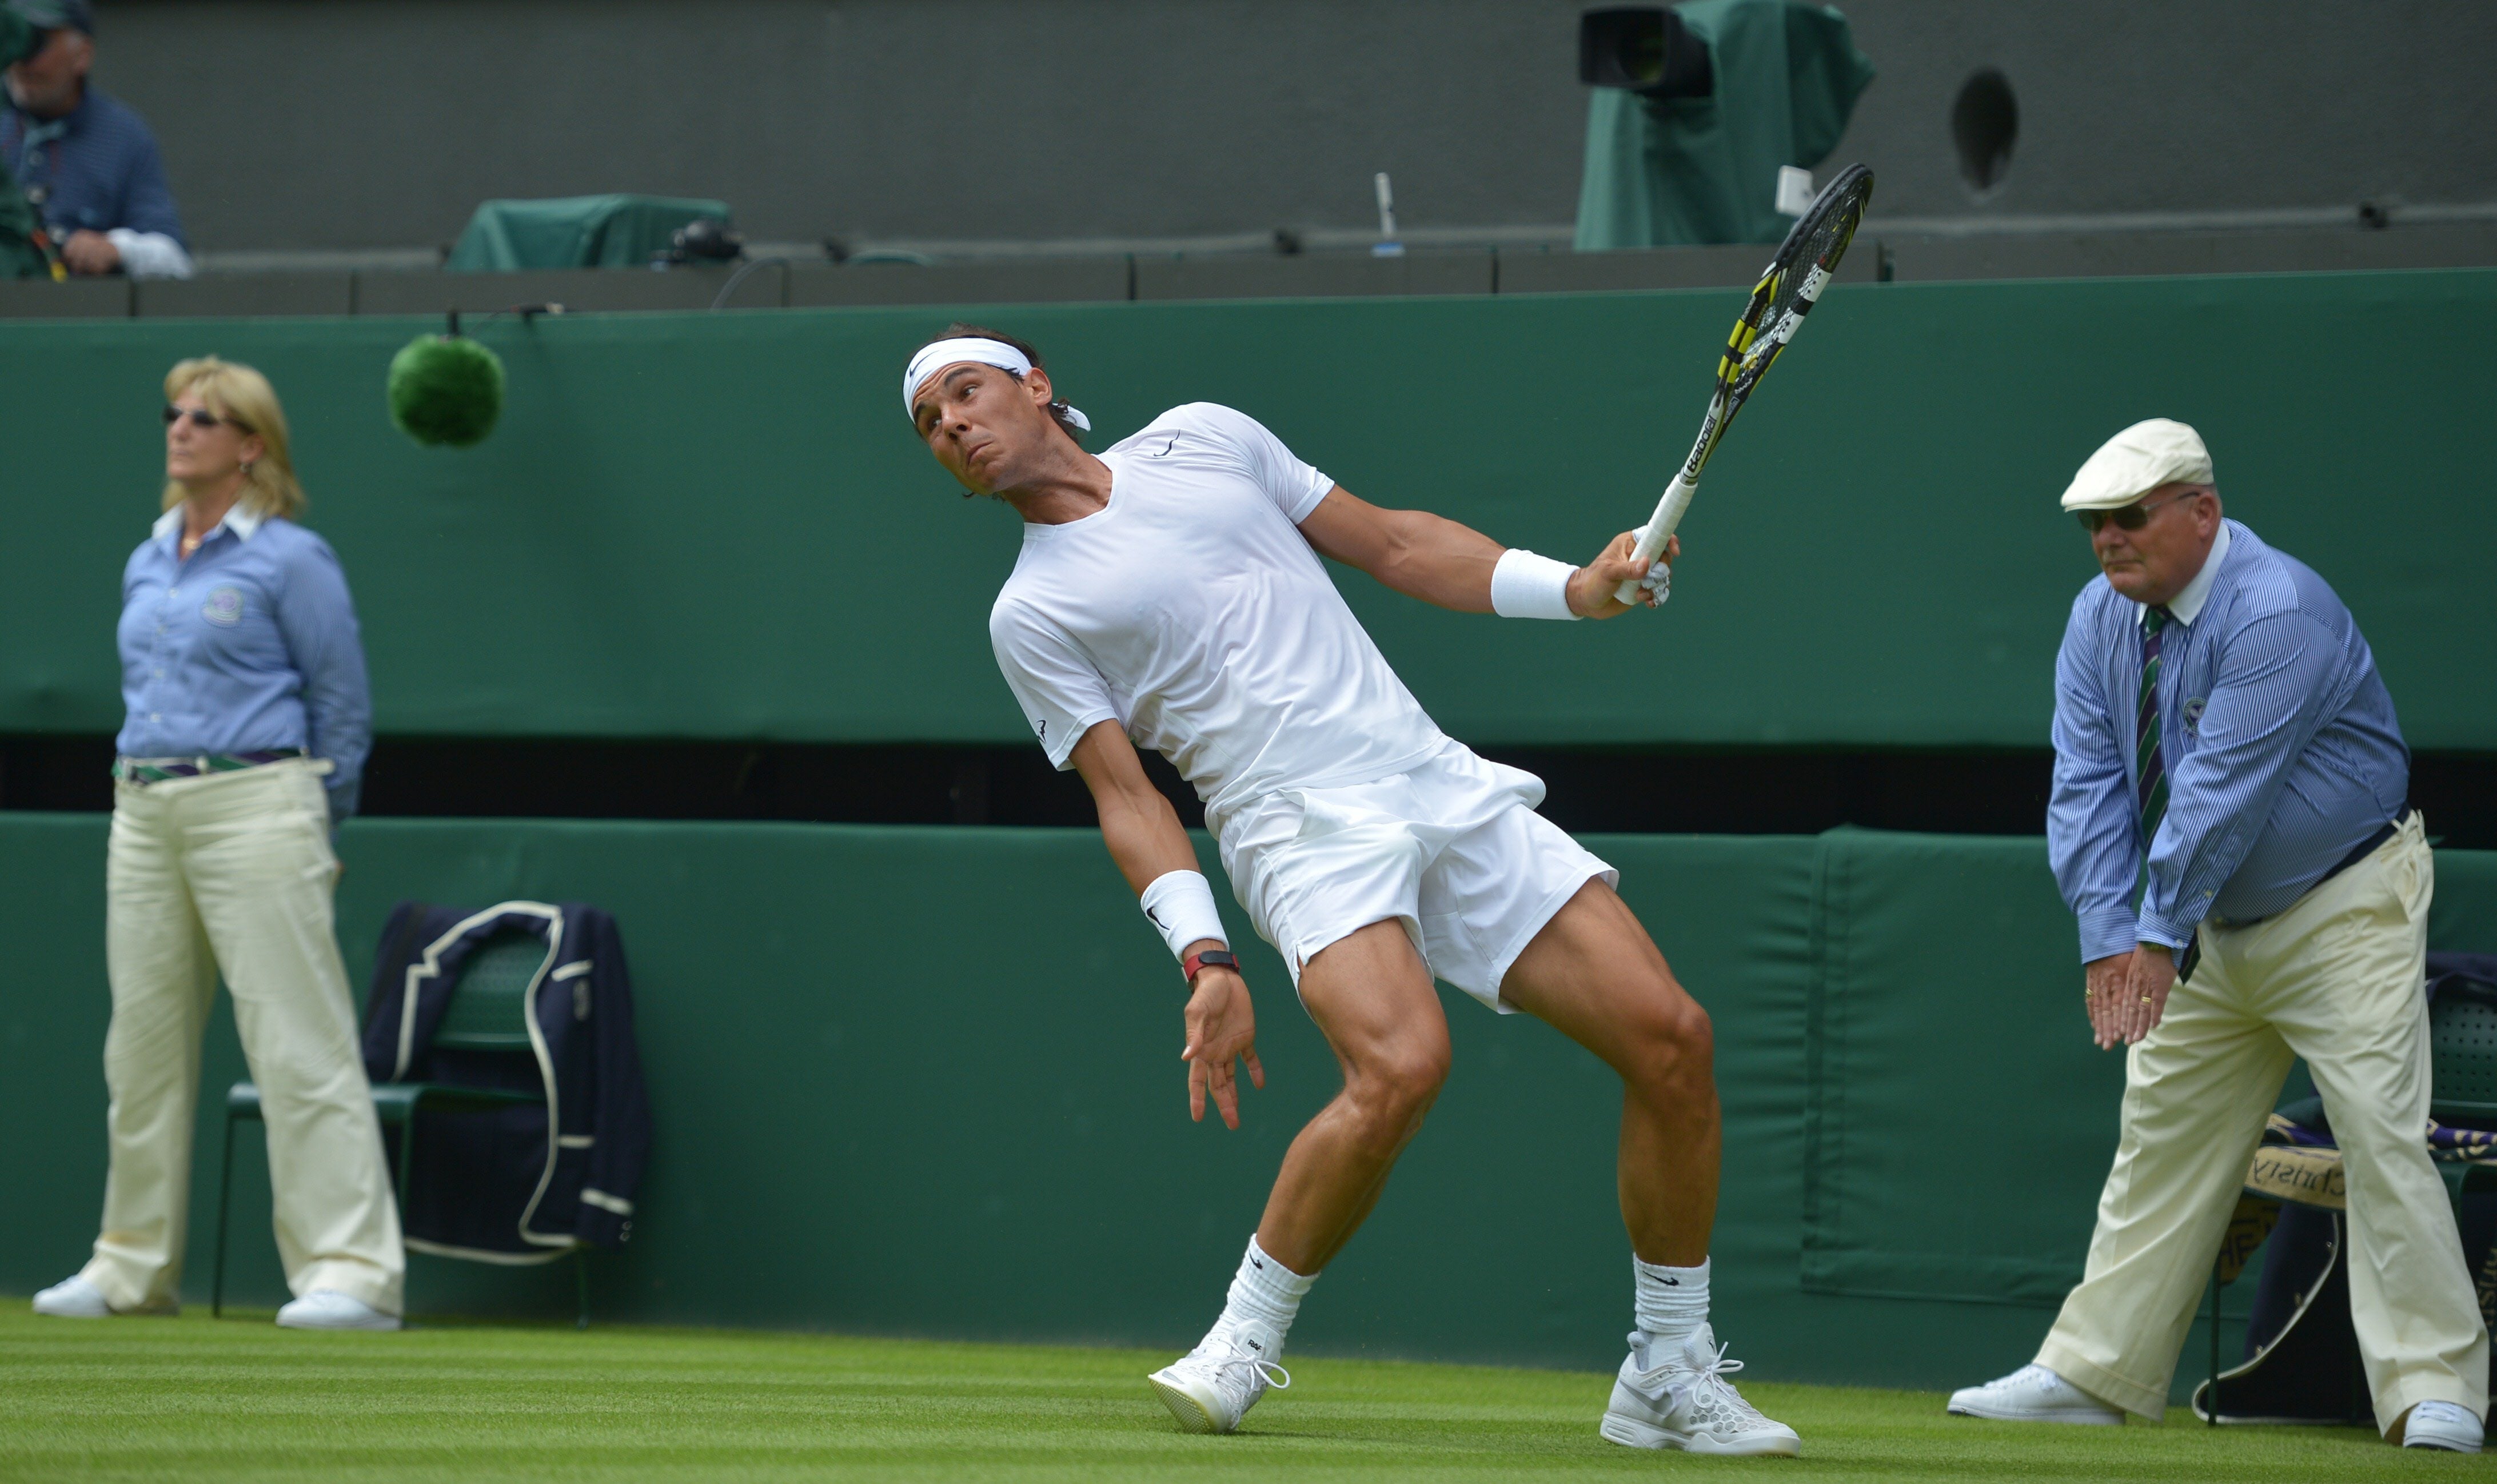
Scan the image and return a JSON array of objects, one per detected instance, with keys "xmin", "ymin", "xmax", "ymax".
[
  {"xmin": 30, "ymin": 357, "xmax": 402, "ymax": 1331},
  {"xmin": 1, "ymin": 0, "xmax": 189, "ymax": 278},
  {"xmin": 1946, "ymin": 418, "xmax": 2487, "ymax": 1451}
]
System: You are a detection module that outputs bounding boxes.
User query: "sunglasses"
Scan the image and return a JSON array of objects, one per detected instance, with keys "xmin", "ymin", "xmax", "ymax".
[
  {"xmin": 2074, "ymin": 488, "xmax": 2200, "ymax": 535},
  {"xmin": 163, "ymin": 405, "xmax": 250, "ymax": 432}
]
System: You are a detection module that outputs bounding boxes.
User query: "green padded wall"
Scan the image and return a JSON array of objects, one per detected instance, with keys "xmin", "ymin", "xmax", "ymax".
[
  {"xmin": 3, "ymin": 813, "xmax": 2492, "ymax": 1390},
  {"xmin": 5, "ymin": 269, "xmax": 2492, "ymax": 747}
]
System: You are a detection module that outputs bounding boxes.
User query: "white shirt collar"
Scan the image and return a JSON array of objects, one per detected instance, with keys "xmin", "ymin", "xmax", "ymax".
[
  {"xmin": 2135, "ymin": 520, "xmax": 2231, "ymax": 628},
  {"xmin": 154, "ymin": 500, "xmax": 265, "ymax": 548}
]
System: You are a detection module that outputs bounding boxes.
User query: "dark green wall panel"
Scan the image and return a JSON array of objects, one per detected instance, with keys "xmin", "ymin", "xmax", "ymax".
[
  {"xmin": 4, "ymin": 269, "xmax": 2492, "ymax": 748},
  {"xmin": 5, "ymin": 814, "xmax": 2492, "ymax": 1390}
]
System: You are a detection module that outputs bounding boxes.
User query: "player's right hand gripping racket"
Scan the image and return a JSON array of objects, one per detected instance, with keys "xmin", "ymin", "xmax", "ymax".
[{"xmin": 1613, "ymin": 163, "xmax": 1874, "ymax": 605}]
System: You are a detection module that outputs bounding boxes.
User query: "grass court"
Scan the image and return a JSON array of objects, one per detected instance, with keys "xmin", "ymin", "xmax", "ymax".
[{"xmin": 0, "ymin": 1305, "xmax": 2459, "ymax": 1482}]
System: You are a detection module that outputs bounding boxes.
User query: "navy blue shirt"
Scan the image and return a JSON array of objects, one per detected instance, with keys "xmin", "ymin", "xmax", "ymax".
[
  {"xmin": 3, "ymin": 85, "xmax": 184, "ymax": 245},
  {"xmin": 118, "ymin": 504, "xmax": 370, "ymax": 818}
]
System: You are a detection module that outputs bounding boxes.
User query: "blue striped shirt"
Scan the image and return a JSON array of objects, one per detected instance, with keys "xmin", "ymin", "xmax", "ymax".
[
  {"xmin": 117, "ymin": 505, "xmax": 370, "ymax": 818},
  {"xmin": 2048, "ymin": 519, "xmax": 2407, "ymax": 962}
]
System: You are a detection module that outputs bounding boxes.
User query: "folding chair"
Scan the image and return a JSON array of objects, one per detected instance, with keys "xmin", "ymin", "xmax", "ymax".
[{"xmin": 211, "ymin": 928, "xmax": 590, "ymax": 1325}]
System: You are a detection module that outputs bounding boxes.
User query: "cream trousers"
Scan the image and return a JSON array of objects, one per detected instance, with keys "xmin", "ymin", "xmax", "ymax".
[
  {"xmin": 81, "ymin": 758, "xmax": 403, "ymax": 1314},
  {"xmin": 2038, "ymin": 815, "xmax": 2487, "ymax": 1430}
]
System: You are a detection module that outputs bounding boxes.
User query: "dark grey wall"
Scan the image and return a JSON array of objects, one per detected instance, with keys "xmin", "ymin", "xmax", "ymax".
[
  {"xmin": 1837, "ymin": 0, "xmax": 2497, "ymax": 224},
  {"xmin": 84, "ymin": 1, "xmax": 2497, "ymax": 256}
]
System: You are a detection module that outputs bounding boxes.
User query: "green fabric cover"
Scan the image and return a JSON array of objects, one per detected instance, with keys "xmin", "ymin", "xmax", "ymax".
[
  {"xmin": 1, "ymin": 271, "xmax": 2492, "ymax": 748},
  {"xmin": 445, "ymin": 194, "xmax": 732, "ymax": 272},
  {"xmin": 1, "ymin": 813, "xmax": 2490, "ymax": 1388},
  {"xmin": 1576, "ymin": 0, "xmax": 1876, "ymax": 249}
]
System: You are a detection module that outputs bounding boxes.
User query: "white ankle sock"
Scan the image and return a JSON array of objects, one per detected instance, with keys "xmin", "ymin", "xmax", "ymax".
[
  {"xmin": 1216, "ymin": 1235, "xmax": 1315, "ymax": 1350},
  {"xmin": 1633, "ymin": 1254, "xmax": 1709, "ymax": 1344}
]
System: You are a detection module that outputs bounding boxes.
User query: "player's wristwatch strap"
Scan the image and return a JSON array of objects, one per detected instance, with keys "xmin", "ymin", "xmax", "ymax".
[{"xmin": 1182, "ymin": 949, "xmax": 1240, "ymax": 985}]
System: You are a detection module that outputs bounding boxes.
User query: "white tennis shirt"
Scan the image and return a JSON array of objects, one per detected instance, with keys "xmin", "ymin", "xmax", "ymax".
[{"xmin": 988, "ymin": 402, "xmax": 1446, "ymax": 831}]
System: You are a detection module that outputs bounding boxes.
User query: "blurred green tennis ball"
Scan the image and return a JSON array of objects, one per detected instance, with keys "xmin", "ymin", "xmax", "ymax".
[{"xmin": 387, "ymin": 334, "xmax": 505, "ymax": 448}]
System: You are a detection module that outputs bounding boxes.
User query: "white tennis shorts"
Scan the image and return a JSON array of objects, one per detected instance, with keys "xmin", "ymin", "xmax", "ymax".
[{"xmin": 1214, "ymin": 740, "xmax": 1616, "ymax": 1012}]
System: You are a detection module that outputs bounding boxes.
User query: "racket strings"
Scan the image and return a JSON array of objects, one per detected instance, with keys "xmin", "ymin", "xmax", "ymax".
[{"xmin": 1717, "ymin": 172, "xmax": 1872, "ymax": 413}]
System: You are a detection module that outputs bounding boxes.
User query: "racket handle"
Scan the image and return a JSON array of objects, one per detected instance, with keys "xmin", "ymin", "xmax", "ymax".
[{"xmin": 1612, "ymin": 474, "xmax": 1698, "ymax": 605}]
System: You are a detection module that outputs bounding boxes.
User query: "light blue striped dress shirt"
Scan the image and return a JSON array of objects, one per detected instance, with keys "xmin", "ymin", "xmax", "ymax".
[
  {"xmin": 116, "ymin": 504, "xmax": 371, "ymax": 818},
  {"xmin": 2048, "ymin": 519, "xmax": 2408, "ymax": 963}
]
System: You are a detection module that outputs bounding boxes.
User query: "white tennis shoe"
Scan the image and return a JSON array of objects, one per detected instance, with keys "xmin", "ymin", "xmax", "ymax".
[
  {"xmin": 2402, "ymin": 1400, "xmax": 2484, "ymax": 1452},
  {"xmin": 1946, "ymin": 1363, "xmax": 2123, "ymax": 1424},
  {"xmin": 1600, "ymin": 1326, "xmax": 1801, "ymax": 1456},
  {"xmin": 30, "ymin": 1275, "xmax": 114, "ymax": 1318},
  {"xmin": 274, "ymin": 1290, "xmax": 400, "ymax": 1331},
  {"xmin": 1147, "ymin": 1318, "xmax": 1290, "ymax": 1434}
]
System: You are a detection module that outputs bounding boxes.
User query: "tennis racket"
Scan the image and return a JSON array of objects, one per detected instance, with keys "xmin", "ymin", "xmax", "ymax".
[{"xmin": 1613, "ymin": 163, "xmax": 1874, "ymax": 605}]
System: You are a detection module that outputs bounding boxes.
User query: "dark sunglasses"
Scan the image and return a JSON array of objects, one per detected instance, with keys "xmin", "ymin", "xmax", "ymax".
[
  {"xmin": 163, "ymin": 405, "xmax": 250, "ymax": 432},
  {"xmin": 2074, "ymin": 488, "xmax": 2200, "ymax": 535}
]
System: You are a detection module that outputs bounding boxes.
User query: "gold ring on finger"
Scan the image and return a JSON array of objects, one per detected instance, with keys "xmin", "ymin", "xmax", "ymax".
[{"xmin": 2138, "ymin": 995, "xmax": 2153, "ymax": 1005}]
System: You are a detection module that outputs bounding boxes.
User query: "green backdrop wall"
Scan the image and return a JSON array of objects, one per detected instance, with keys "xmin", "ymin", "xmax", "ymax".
[
  {"xmin": 3, "ymin": 813, "xmax": 2492, "ymax": 1393},
  {"xmin": 6, "ymin": 268, "xmax": 2492, "ymax": 749}
]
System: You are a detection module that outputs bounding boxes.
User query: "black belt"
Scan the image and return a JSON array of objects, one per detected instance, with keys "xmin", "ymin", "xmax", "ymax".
[
  {"xmin": 2183, "ymin": 808, "xmax": 2410, "ymax": 980},
  {"xmin": 2319, "ymin": 812, "xmax": 2407, "ymax": 890},
  {"xmin": 112, "ymin": 748, "xmax": 306, "ymax": 785}
]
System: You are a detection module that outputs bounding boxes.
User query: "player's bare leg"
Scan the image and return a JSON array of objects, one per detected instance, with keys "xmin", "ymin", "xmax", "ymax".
[
  {"xmin": 1502, "ymin": 877, "xmax": 1799, "ymax": 1457},
  {"xmin": 1147, "ymin": 920, "xmax": 1447, "ymax": 1434},
  {"xmin": 1501, "ymin": 880, "xmax": 1717, "ymax": 1264},
  {"xmin": 1255, "ymin": 920, "xmax": 1450, "ymax": 1274}
]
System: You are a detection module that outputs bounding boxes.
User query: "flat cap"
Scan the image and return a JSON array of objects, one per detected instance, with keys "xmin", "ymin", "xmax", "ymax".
[{"xmin": 2060, "ymin": 418, "xmax": 2213, "ymax": 511}]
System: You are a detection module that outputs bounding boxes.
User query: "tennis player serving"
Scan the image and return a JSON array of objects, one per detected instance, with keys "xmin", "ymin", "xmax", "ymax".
[{"xmin": 907, "ymin": 326, "xmax": 1796, "ymax": 1457}]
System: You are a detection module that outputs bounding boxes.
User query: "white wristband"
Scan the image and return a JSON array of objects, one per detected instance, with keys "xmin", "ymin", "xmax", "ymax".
[
  {"xmin": 1140, "ymin": 870, "xmax": 1227, "ymax": 959},
  {"xmin": 1490, "ymin": 549, "xmax": 1581, "ymax": 620}
]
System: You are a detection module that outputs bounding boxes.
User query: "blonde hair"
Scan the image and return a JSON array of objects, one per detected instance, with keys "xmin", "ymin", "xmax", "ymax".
[{"xmin": 161, "ymin": 356, "xmax": 306, "ymax": 520}]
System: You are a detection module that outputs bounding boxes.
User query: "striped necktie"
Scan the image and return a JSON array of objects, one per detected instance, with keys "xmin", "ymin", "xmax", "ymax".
[
  {"xmin": 2136, "ymin": 606, "xmax": 2200, "ymax": 980},
  {"xmin": 2135, "ymin": 607, "xmax": 2171, "ymax": 843}
]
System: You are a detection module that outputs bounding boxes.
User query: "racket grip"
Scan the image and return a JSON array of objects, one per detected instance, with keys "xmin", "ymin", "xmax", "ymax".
[{"xmin": 1612, "ymin": 474, "xmax": 1697, "ymax": 606}]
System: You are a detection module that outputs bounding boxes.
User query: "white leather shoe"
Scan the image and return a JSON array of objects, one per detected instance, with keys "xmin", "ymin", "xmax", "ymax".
[
  {"xmin": 30, "ymin": 1275, "xmax": 112, "ymax": 1318},
  {"xmin": 2403, "ymin": 1400, "xmax": 2484, "ymax": 1452},
  {"xmin": 1147, "ymin": 1318, "xmax": 1289, "ymax": 1434},
  {"xmin": 1600, "ymin": 1326, "xmax": 1801, "ymax": 1456},
  {"xmin": 1947, "ymin": 1363, "xmax": 2123, "ymax": 1423},
  {"xmin": 274, "ymin": 1289, "xmax": 401, "ymax": 1331}
]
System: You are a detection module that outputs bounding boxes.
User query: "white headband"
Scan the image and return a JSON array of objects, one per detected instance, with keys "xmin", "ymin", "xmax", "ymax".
[{"xmin": 902, "ymin": 337, "xmax": 1091, "ymax": 432}]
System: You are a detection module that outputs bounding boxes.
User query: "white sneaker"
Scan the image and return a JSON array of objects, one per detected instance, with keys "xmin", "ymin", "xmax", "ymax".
[
  {"xmin": 1600, "ymin": 1326, "xmax": 1801, "ymax": 1457},
  {"xmin": 1946, "ymin": 1363, "xmax": 2123, "ymax": 1424},
  {"xmin": 30, "ymin": 1275, "xmax": 113, "ymax": 1318},
  {"xmin": 1146, "ymin": 1318, "xmax": 1290, "ymax": 1434},
  {"xmin": 273, "ymin": 1289, "xmax": 400, "ymax": 1331},
  {"xmin": 2403, "ymin": 1400, "xmax": 2485, "ymax": 1452}
]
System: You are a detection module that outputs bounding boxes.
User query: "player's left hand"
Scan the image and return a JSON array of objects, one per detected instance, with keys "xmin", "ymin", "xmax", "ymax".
[
  {"xmin": 1571, "ymin": 532, "xmax": 1680, "ymax": 617},
  {"xmin": 1182, "ymin": 967, "xmax": 1264, "ymax": 1129},
  {"xmin": 2119, "ymin": 943, "xmax": 2176, "ymax": 1046}
]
